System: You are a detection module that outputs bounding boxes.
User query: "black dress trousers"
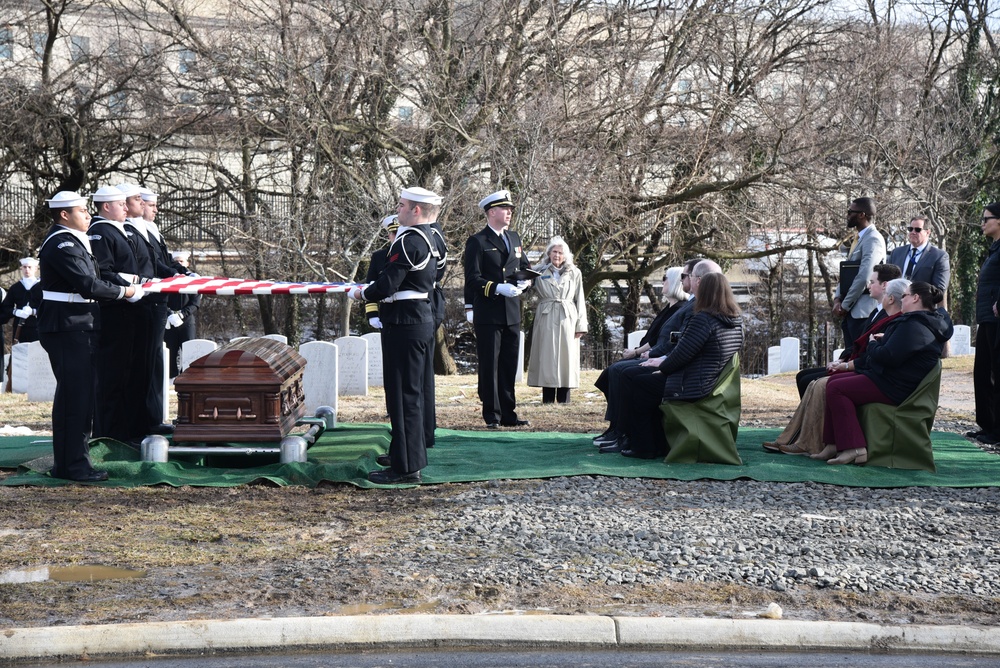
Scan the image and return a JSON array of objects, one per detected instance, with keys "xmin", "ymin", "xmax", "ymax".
[
  {"xmin": 41, "ymin": 330, "xmax": 100, "ymax": 479},
  {"xmin": 382, "ymin": 321, "xmax": 434, "ymax": 474}
]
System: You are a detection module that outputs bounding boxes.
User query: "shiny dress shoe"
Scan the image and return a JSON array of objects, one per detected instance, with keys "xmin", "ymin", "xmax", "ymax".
[
  {"xmin": 376, "ymin": 454, "xmax": 391, "ymax": 467},
  {"xmin": 620, "ymin": 449, "xmax": 659, "ymax": 460},
  {"xmin": 67, "ymin": 470, "xmax": 110, "ymax": 482},
  {"xmin": 151, "ymin": 423, "xmax": 175, "ymax": 435},
  {"xmin": 594, "ymin": 429, "xmax": 621, "ymax": 446},
  {"xmin": 966, "ymin": 429, "xmax": 985, "ymax": 438},
  {"xmin": 501, "ymin": 419, "xmax": 530, "ymax": 427},
  {"xmin": 599, "ymin": 437, "xmax": 629, "ymax": 453},
  {"xmin": 761, "ymin": 441, "xmax": 782, "ymax": 453},
  {"xmin": 778, "ymin": 442, "xmax": 812, "ymax": 456},
  {"xmin": 809, "ymin": 444, "xmax": 838, "ymax": 461},
  {"xmin": 977, "ymin": 433, "xmax": 1000, "ymax": 445},
  {"xmin": 485, "ymin": 422, "xmax": 500, "ymax": 429},
  {"xmin": 368, "ymin": 469, "xmax": 422, "ymax": 484},
  {"xmin": 826, "ymin": 447, "xmax": 868, "ymax": 465}
]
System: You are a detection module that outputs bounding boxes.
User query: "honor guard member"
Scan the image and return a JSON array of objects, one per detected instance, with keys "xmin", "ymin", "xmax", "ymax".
[
  {"xmin": 88, "ymin": 184, "xmax": 149, "ymax": 444},
  {"xmin": 348, "ymin": 186, "xmax": 443, "ymax": 484},
  {"xmin": 464, "ymin": 189, "xmax": 532, "ymax": 428},
  {"xmin": 164, "ymin": 250, "xmax": 202, "ymax": 378},
  {"xmin": 37, "ymin": 191, "xmax": 143, "ymax": 481},
  {"xmin": 364, "ymin": 214, "xmax": 399, "ymax": 331},
  {"xmin": 1, "ymin": 257, "xmax": 41, "ymax": 344}
]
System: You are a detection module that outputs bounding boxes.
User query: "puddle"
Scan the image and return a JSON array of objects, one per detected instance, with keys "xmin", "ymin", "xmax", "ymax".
[{"xmin": 0, "ymin": 565, "xmax": 146, "ymax": 584}]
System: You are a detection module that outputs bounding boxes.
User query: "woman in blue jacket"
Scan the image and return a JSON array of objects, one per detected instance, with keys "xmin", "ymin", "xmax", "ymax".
[{"xmin": 818, "ymin": 281, "xmax": 953, "ymax": 465}]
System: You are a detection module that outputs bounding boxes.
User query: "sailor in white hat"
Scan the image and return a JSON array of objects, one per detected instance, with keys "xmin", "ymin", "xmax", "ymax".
[
  {"xmin": 87, "ymin": 184, "xmax": 151, "ymax": 444},
  {"xmin": 1, "ymin": 257, "xmax": 41, "ymax": 344},
  {"xmin": 363, "ymin": 215, "xmax": 401, "ymax": 331},
  {"xmin": 347, "ymin": 187, "xmax": 448, "ymax": 484},
  {"xmin": 37, "ymin": 191, "xmax": 142, "ymax": 482},
  {"xmin": 163, "ymin": 249, "xmax": 201, "ymax": 378},
  {"xmin": 464, "ymin": 188, "xmax": 532, "ymax": 429}
]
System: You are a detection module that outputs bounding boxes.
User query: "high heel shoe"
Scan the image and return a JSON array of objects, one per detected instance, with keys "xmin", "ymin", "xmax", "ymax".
[
  {"xmin": 810, "ymin": 444, "xmax": 837, "ymax": 461},
  {"xmin": 826, "ymin": 448, "xmax": 868, "ymax": 465}
]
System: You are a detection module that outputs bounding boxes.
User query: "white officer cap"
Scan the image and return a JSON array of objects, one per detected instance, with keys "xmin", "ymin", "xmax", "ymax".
[
  {"xmin": 381, "ymin": 214, "xmax": 399, "ymax": 233},
  {"xmin": 91, "ymin": 185, "xmax": 127, "ymax": 202},
  {"xmin": 139, "ymin": 186, "xmax": 158, "ymax": 203},
  {"xmin": 400, "ymin": 186, "xmax": 443, "ymax": 206},
  {"xmin": 45, "ymin": 191, "xmax": 88, "ymax": 208},
  {"xmin": 479, "ymin": 189, "xmax": 515, "ymax": 212},
  {"xmin": 19, "ymin": 257, "xmax": 39, "ymax": 267},
  {"xmin": 171, "ymin": 250, "xmax": 191, "ymax": 261},
  {"xmin": 115, "ymin": 182, "xmax": 142, "ymax": 198}
]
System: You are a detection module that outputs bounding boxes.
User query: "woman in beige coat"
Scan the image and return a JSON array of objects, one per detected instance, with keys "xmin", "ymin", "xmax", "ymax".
[{"xmin": 527, "ymin": 237, "xmax": 588, "ymax": 403}]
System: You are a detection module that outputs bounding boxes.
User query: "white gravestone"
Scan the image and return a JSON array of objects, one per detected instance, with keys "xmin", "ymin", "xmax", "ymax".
[
  {"xmin": 334, "ymin": 335, "xmax": 368, "ymax": 396},
  {"xmin": 361, "ymin": 332, "xmax": 384, "ymax": 387},
  {"xmin": 160, "ymin": 343, "xmax": 170, "ymax": 424},
  {"xmin": 627, "ymin": 330, "xmax": 647, "ymax": 350},
  {"xmin": 516, "ymin": 331, "xmax": 526, "ymax": 383},
  {"xmin": 263, "ymin": 334, "xmax": 288, "ymax": 345},
  {"xmin": 180, "ymin": 339, "xmax": 217, "ymax": 373},
  {"xmin": 767, "ymin": 345, "xmax": 782, "ymax": 376},
  {"xmin": 952, "ymin": 325, "xmax": 972, "ymax": 356},
  {"xmin": 26, "ymin": 341, "xmax": 56, "ymax": 402},
  {"xmin": 10, "ymin": 341, "xmax": 31, "ymax": 394},
  {"xmin": 299, "ymin": 340, "xmax": 339, "ymax": 421},
  {"xmin": 1, "ymin": 354, "xmax": 8, "ymax": 393},
  {"xmin": 780, "ymin": 337, "xmax": 800, "ymax": 373}
]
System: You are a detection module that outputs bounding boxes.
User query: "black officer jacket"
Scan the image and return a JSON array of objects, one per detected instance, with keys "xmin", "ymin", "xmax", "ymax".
[
  {"xmin": 0, "ymin": 280, "xmax": 40, "ymax": 338},
  {"xmin": 88, "ymin": 216, "xmax": 142, "ymax": 288},
  {"xmin": 463, "ymin": 226, "xmax": 530, "ymax": 326},
  {"xmin": 37, "ymin": 226, "xmax": 126, "ymax": 333},
  {"xmin": 362, "ymin": 225, "xmax": 438, "ymax": 325}
]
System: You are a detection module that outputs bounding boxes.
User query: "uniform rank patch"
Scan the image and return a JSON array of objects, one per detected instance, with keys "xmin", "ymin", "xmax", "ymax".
[
  {"xmin": 389, "ymin": 253, "xmax": 400, "ymax": 263},
  {"xmin": 57, "ymin": 241, "xmax": 74, "ymax": 249},
  {"xmin": 89, "ymin": 234, "xmax": 102, "ymax": 240}
]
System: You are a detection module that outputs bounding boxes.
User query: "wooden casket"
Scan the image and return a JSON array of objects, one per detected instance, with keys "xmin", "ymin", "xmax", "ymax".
[{"xmin": 173, "ymin": 338, "xmax": 307, "ymax": 443}]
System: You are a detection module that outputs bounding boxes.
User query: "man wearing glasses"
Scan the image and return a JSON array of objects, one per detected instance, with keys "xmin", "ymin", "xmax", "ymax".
[
  {"xmin": 888, "ymin": 216, "xmax": 950, "ymax": 291},
  {"xmin": 833, "ymin": 197, "xmax": 886, "ymax": 350}
]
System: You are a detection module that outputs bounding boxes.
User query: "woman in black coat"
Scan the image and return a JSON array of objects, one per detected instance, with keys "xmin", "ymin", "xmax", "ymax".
[
  {"xmin": 818, "ymin": 281, "xmax": 953, "ymax": 465},
  {"xmin": 613, "ymin": 273, "xmax": 744, "ymax": 459}
]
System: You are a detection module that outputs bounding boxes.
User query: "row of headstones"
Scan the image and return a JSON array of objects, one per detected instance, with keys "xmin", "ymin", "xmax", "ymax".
[
  {"xmin": 0, "ymin": 333, "xmax": 391, "ymax": 418},
  {"xmin": 626, "ymin": 325, "xmax": 976, "ymax": 377}
]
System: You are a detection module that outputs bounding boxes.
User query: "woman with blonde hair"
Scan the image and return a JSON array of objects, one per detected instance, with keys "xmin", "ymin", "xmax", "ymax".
[{"xmin": 527, "ymin": 236, "xmax": 588, "ymax": 403}]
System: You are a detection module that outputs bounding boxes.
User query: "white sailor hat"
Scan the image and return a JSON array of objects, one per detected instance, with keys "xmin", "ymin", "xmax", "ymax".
[
  {"xmin": 381, "ymin": 214, "xmax": 399, "ymax": 233},
  {"xmin": 400, "ymin": 186, "xmax": 443, "ymax": 206},
  {"xmin": 115, "ymin": 182, "xmax": 142, "ymax": 198},
  {"xmin": 91, "ymin": 185, "xmax": 127, "ymax": 202},
  {"xmin": 139, "ymin": 186, "xmax": 158, "ymax": 202},
  {"xmin": 45, "ymin": 191, "xmax": 88, "ymax": 208},
  {"xmin": 19, "ymin": 257, "xmax": 39, "ymax": 267},
  {"xmin": 479, "ymin": 189, "xmax": 515, "ymax": 212},
  {"xmin": 171, "ymin": 250, "xmax": 191, "ymax": 261}
]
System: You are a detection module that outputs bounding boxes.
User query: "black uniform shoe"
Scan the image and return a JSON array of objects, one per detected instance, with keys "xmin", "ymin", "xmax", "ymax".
[
  {"xmin": 69, "ymin": 470, "xmax": 110, "ymax": 482},
  {"xmin": 966, "ymin": 430, "xmax": 986, "ymax": 438},
  {"xmin": 501, "ymin": 419, "xmax": 530, "ymax": 427},
  {"xmin": 621, "ymin": 449, "xmax": 659, "ymax": 460},
  {"xmin": 977, "ymin": 433, "xmax": 1000, "ymax": 445},
  {"xmin": 486, "ymin": 422, "xmax": 500, "ymax": 429},
  {"xmin": 151, "ymin": 424, "xmax": 175, "ymax": 435},
  {"xmin": 376, "ymin": 454, "xmax": 391, "ymax": 467},
  {"xmin": 593, "ymin": 429, "xmax": 621, "ymax": 446},
  {"xmin": 368, "ymin": 469, "xmax": 422, "ymax": 484}
]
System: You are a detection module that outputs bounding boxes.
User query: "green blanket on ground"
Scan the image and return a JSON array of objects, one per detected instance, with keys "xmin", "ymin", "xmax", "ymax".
[{"xmin": 0, "ymin": 425, "xmax": 995, "ymax": 488}]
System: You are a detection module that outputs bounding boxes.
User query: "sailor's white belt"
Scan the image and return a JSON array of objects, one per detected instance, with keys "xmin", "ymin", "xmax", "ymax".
[
  {"xmin": 382, "ymin": 290, "xmax": 429, "ymax": 303},
  {"xmin": 43, "ymin": 290, "xmax": 94, "ymax": 304}
]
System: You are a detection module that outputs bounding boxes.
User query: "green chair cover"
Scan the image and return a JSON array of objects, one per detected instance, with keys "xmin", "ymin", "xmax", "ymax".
[
  {"xmin": 858, "ymin": 361, "xmax": 941, "ymax": 473},
  {"xmin": 660, "ymin": 353, "xmax": 742, "ymax": 465}
]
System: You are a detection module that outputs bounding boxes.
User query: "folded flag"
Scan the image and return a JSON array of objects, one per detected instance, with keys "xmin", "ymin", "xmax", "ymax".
[{"xmin": 141, "ymin": 275, "xmax": 361, "ymax": 295}]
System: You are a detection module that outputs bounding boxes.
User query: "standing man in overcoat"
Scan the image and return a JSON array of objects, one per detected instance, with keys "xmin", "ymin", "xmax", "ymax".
[{"xmin": 463, "ymin": 189, "xmax": 532, "ymax": 429}]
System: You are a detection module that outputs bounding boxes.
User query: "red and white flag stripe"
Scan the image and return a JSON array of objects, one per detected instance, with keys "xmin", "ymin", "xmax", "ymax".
[{"xmin": 141, "ymin": 275, "xmax": 362, "ymax": 295}]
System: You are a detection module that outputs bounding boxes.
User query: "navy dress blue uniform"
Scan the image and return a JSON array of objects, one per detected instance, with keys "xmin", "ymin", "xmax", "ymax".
[
  {"xmin": 37, "ymin": 220, "xmax": 130, "ymax": 480},
  {"xmin": 0, "ymin": 278, "xmax": 40, "ymax": 343},
  {"xmin": 88, "ymin": 214, "xmax": 147, "ymax": 443},
  {"xmin": 361, "ymin": 224, "xmax": 440, "ymax": 476},
  {"xmin": 464, "ymin": 225, "xmax": 530, "ymax": 425},
  {"xmin": 164, "ymin": 291, "xmax": 201, "ymax": 377}
]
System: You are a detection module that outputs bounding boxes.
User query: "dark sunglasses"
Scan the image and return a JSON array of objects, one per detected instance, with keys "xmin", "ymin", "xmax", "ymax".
[
  {"xmin": 906, "ymin": 226, "xmax": 926, "ymax": 232},
  {"xmin": 681, "ymin": 273, "xmax": 689, "ymax": 279},
  {"xmin": 985, "ymin": 216, "xmax": 1000, "ymax": 223},
  {"xmin": 847, "ymin": 209, "xmax": 864, "ymax": 215}
]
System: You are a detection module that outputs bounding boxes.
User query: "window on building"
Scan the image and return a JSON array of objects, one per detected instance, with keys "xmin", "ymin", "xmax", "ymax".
[
  {"xmin": 0, "ymin": 28, "xmax": 13, "ymax": 60},
  {"xmin": 178, "ymin": 48, "xmax": 196, "ymax": 74},
  {"xmin": 108, "ymin": 91, "xmax": 127, "ymax": 115},
  {"xmin": 69, "ymin": 35, "xmax": 89, "ymax": 62},
  {"xmin": 398, "ymin": 106, "xmax": 413, "ymax": 122},
  {"xmin": 32, "ymin": 32, "xmax": 46, "ymax": 61}
]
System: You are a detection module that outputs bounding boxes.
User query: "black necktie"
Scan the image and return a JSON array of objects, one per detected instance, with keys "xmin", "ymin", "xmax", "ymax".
[
  {"xmin": 503, "ymin": 232, "xmax": 511, "ymax": 253},
  {"xmin": 904, "ymin": 247, "xmax": 917, "ymax": 279}
]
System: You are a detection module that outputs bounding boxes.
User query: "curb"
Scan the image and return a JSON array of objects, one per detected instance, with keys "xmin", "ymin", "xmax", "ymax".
[{"xmin": 3, "ymin": 615, "xmax": 1000, "ymax": 660}]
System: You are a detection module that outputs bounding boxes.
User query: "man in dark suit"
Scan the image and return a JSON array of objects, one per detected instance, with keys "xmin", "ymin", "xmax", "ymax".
[
  {"xmin": 887, "ymin": 215, "xmax": 951, "ymax": 292},
  {"xmin": 464, "ymin": 189, "xmax": 531, "ymax": 428},
  {"xmin": 37, "ymin": 191, "xmax": 142, "ymax": 481}
]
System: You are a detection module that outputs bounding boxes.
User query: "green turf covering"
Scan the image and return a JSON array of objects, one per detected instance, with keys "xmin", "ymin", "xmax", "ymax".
[{"xmin": 0, "ymin": 424, "xmax": 996, "ymax": 488}]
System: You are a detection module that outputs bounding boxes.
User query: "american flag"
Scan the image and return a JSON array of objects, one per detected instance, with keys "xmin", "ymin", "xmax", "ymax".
[{"xmin": 141, "ymin": 275, "xmax": 361, "ymax": 295}]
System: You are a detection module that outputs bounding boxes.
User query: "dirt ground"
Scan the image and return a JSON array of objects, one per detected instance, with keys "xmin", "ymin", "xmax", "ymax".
[{"xmin": 0, "ymin": 357, "xmax": 990, "ymax": 629}]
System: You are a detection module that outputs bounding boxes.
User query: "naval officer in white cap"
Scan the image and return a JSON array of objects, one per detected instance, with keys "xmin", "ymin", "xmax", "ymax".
[
  {"xmin": 463, "ymin": 189, "xmax": 532, "ymax": 429},
  {"xmin": 348, "ymin": 186, "xmax": 445, "ymax": 484},
  {"xmin": 38, "ymin": 191, "xmax": 142, "ymax": 481}
]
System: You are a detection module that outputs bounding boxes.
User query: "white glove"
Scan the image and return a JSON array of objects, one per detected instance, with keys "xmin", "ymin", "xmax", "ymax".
[
  {"xmin": 126, "ymin": 285, "xmax": 145, "ymax": 303},
  {"xmin": 348, "ymin": 286, "xmax": 365, "ymax": 301},
  {"xmin": 368, "ymin": 317, "xmax": 383, "ymax": 329},
  {"xmin": 496, "ymin": 283, "xmax": 522, "ymax": 298},
  {"xmin": 167, "ymin": 312, "xmax": 184, "ymax": 328},
  {"xmin": 13, "ymin": 306, "xmax": 33, "ymax": 319},
  {"xmin": 516, "ymin": 279, "xmax": 532, "ymax": 290},
  {"xmin": 465, "ymin": 310, "xmax": 474, "ymax": 324}
]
